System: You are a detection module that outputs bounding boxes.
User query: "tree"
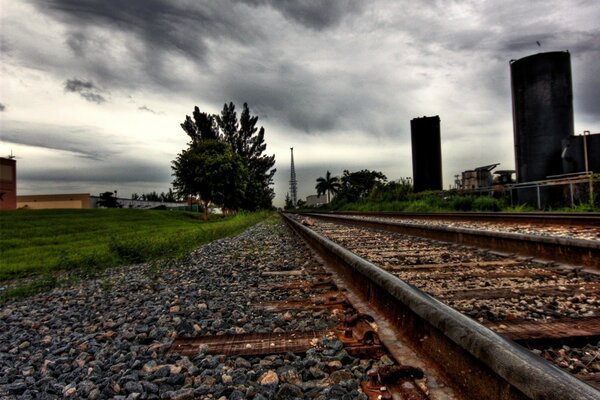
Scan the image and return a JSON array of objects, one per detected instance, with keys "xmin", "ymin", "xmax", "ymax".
[
  {"xmin": 315, "ymin": 170, "xmax": 340, "ymax": 203},
  {"xmin": 180, "ymin": 106, "xmax": 220, "ymax": 144},
  {"xmin": 161, "ymin": 188, "xmax": 177, "ymax": 202},
  {"xmin": 177, "ymin": 102, "xmax": 276, "ymax": 212},
  {"xmin": 334, "ymin": 169, "xmax": 387, "ymax": 203},
  {"xmin": 217, "ymin": 102, "xmax": 239, "ymax": 151},
  {"xmin": 172, "ymin": 140, "xmax": 247, "ymax": 220},
  {"xmin": 97, "ymin": 191, "xmax": 122, "ymax": 208},
  {"xmin": 216, "ymin": 102, "xmax": 275, "ymax": 210}
]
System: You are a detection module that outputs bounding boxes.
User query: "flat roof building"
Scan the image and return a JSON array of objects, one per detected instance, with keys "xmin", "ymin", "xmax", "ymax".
[{"xmin": 0, "ymin": 157, "xmax": 17, "ymax": 210}]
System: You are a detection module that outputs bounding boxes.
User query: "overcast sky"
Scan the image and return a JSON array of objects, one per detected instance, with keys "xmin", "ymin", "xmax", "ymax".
[{"xmin": 1, "ymin": 0, "xmax": 599, "ymax": 207}]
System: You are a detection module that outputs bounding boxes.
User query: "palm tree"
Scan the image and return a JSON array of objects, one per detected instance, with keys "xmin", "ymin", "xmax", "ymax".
[{"xmin": 315, "ymin": 170, "xmax": 340, "ymax": 203}]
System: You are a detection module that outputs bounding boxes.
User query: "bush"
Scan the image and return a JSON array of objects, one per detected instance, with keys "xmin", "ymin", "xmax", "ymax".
[
  {"xmin": 448, "ymin": 196, "xmax": 473, "ymax": 211},
  {"xmin": 472, "ymin": 197, "xmax": 503, "ymax": 211}
]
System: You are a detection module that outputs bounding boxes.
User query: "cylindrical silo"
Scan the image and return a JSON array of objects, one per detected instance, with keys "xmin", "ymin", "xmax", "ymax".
[
  {"xmin": 510, "ymin": 51, "xmax": 574, "ymax": 183},
  {"xmin": 411, "ymin": 115, "xmax": 442, "ymax": 192}
]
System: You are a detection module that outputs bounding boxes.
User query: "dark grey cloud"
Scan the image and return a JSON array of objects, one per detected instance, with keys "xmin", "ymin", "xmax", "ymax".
[
  {"xmin": 64, "ymin": 78, "xmax": 106, "ymax": 103},
  {"xmin": 138, "ymin": 105, "xmax": 159, "ymax": 114},
  {"xmin": 241, "ymin": 0, "xmax": 363, "ymax": 30},
  {"xmin": 0, "ymin": 103, "xmax": 5, "ymax": 111},
  {"xmin": 19, "ymin": 158, "xmax": 169, "ymax": 184},
  {"xmin": 0, "ymin": 121, "xmax": 114, "ymax": 160}
]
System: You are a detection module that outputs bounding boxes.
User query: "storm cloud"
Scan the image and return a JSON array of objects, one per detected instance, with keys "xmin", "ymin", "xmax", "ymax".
[
  {"xmin": 2, "ymin": 0, "xmax": 600, "ymax": 205},
  {"xmin": 64, "ymin": 78, "xmax": 106, "ymax": 104}
]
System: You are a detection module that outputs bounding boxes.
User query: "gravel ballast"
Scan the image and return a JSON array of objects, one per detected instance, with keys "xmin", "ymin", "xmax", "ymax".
[{"xmin": 0, "ymin": 219, "xmax": 380, "ymax": 399}]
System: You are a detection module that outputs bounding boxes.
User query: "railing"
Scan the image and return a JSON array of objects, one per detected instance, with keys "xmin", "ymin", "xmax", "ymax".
[{"xmin": 459, "ymin": 172, "xmax": 598, "ymax": 209}]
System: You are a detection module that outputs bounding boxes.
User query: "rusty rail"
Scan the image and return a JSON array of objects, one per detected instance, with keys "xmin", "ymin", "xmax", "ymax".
[
  {"xmin": 281, "ymin": 212, "xmax": 599, "ymax": 400},
  {"xmin": 308, "ymin": 213, "xmax": 600, "ymax": 269},
  {"xmin": 312, "ymin": 211, "xmax": 600, "ymax": 227}
]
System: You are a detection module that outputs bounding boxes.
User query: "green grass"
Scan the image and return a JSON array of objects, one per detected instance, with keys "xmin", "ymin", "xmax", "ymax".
[{"xmin": 0, "ymin": 208, "xmax": 271, "ymax": 284}]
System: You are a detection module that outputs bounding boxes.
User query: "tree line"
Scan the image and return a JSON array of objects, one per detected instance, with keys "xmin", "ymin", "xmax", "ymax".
[
  {"xmin": 172, "ymin": 102, "xmax": 276, "ymax": 220},
  {"xmin": 131, "ymin": 189, "xmax": 177, "ymax": 202}
]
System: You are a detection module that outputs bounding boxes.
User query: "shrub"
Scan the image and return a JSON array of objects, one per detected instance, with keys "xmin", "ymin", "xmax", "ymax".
[
  {"xmin": 449, "ymin": 196, "xmax": 473, "ymax": 211},
  {"xmin": 472, "ymin": 197, "xmax": 503, "ymax": 211}
]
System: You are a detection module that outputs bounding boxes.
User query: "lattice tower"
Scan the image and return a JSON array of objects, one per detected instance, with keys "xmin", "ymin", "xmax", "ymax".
[{"xmin": 289, "ymin": 147, "xmax": 298, "ymax": 206}]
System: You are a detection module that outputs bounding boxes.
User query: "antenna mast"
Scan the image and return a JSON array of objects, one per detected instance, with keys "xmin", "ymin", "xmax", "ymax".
[{"xmin": 289, "ymin": 147, "xmax": 298, "ymax": 206}]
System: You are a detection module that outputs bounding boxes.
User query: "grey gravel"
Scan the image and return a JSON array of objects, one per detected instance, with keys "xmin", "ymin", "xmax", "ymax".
[{"xmin": 0, "ymin": 219, "xmax": 375, "ymax": 399}]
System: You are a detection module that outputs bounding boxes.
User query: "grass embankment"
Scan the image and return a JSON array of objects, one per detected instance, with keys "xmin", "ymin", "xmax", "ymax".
[{"xmin": 0, "ymin": 209, "xmax": 272, "ymax": 300}]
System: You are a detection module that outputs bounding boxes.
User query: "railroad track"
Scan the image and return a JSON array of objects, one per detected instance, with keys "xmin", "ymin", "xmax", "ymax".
[
  {"xmin": 319, "ymin": 211, "xmax": 600, "ymax": 227},
  {"xmin": 280, "ymin": 212, "xmax": 600, "ymax": 399}
]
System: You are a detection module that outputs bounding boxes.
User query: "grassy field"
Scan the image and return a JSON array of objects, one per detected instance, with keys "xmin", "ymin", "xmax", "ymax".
[{"xmin": 0, "ymin": 208, "xmax": 271, "ymax": 285}]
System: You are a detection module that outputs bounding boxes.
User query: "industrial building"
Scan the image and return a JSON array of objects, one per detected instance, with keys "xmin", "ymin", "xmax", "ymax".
[
  {"xmin": 510, "ymin": 51, "xmax": 574, "ymax": 184},
  {"xmin": 411, "ymin": 116, "xmax": 442, "ymax": 192},
  {"xmin": 17, "ymin": 193, "xmax": 92, "ymax": 209},
  {"xmin": 509, "ymin": 51, "xmax": 599, "ymax": 207},
  {"xmin": 16, "ymin": 194, "xmax": 183, "ymax": 209},
  {"xmin": 0, "ymin": 157, "xmax": 17, "ymax": 210},
  {"xmin": 461, "ymin": 164, "xmax": 500, "ymax": 190},
  {"xmin": 305, "ymin": 194, "xmax": 327, "ymax": 207},
  {"xmin": 562, "ymin": 131, "xmax": 600, "ymax": 174}
]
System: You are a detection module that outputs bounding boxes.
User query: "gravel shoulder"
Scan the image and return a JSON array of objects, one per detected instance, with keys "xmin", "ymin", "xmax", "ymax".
[{"xmin": 0, "ymin": 219, "xmax": 377, "ymax": 399}]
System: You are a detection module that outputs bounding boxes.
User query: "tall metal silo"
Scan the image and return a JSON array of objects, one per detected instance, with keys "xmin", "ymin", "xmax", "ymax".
[
  {"xmin": 411, "ymin": 115, "xmax": 442, "ymax": 192},
  {"xmin": 510, "ymin": 51, "xmax": 574, "ymax": 183}
]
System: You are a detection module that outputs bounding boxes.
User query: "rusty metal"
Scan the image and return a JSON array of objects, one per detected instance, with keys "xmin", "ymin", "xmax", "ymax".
[
  {"xmin": 578, "ymin": 373, "xmax": 600, "ymax": 390},
  {"xmin": 389, "ymin": 260, "xmax": 520, "ymax": 271},
  {"xmin": 309, "ymin": 213, "xmax": 600, "ymax": 268},
  {"xmin": 254, "ymin": 290, "xmax": 349, "ymax": 311},
  {"xmin": 486, "ymin": 317, "xmax": 600, "ymax": 347},
  {"xmin": 258, "ymin": 276, "xmax": 336, "ymax": 290},
  {"xmin": 170, "ymin": 317, "xmax": 388, "ymax": 358},
  {"xmin": 281, "ymin": 212, "xmax": 600, "ymax": 400},
  {"xmin": 442, "ymin": 282, "xmax": 600, "ymax": 300},
  {"xmin": 169, "ymin": 330, "xmax": 329, "ymax": 357},
  {"xmin": 362, "ymin": 365, "xmax": 429, "ymax": 400},
  {"xmin": 312, "ymin": 210, "xmax": 600, "ymax": 227},
  {"xmin": 402, "ymin": 268, "xmax": 554, "ymax": 280},
  {"xmin": 260, "ymin": 270, "xmax": 304, "ymax": 276}
]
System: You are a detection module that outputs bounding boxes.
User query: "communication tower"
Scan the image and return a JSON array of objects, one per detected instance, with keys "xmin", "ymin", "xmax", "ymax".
[{"xmin": 289, "ymin": 147, "xmax": 298, "ymax": 206}]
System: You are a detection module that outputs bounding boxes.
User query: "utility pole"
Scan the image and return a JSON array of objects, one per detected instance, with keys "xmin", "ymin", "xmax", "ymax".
[{"xmin": 289, "ymin": 147, "xmax": 298, "ymax": 206}]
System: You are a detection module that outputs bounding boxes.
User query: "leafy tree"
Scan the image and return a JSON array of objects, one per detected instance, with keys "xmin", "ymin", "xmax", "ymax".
[
  {"xmin": 142, "ymin": 191, "xmax": 160, "ymax": 201},
  {"xmin": 172, "ymin": 140, "xmax": 247, "ymax": 220},
  {"xmin": 216, "ymin": 102, "xmax": 275, "ymax": 210},
  {"xmin": 334, "ymin": 169, "xmax": 387, "ymax": 204},
  {"xmin": 368, "ymin": 178, "xmax": 413, "ymax": 202},
  {"xmin": 315, "ymin": 170, "xmax": 340, "ymax": 203},
  {"xmin": 97, "ymin": 191, "xmax": 122, "ymax": 208},
  {"xmin": 217, "ymin": 102, "xmax": 239, "ymax": 150},
  {"xmin": 180, "ymin": 106, "xmax": 220, "ymax": 144},
  {"xmin": 177, "ymin": 102, "xmax": 275, "ymax": 212},
  {"xmin": 161, "ymin": 188, "xmax": 177, "ymax": 202}
]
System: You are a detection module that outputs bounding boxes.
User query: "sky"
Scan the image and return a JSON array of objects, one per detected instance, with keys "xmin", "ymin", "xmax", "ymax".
[{"xmin": 1, "ymin": 0, "xmax": 599, "ymax": 207}]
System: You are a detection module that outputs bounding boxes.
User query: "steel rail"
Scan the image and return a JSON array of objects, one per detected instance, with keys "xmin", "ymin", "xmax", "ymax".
[
  {"xmin": 308, "ymin": 213, "xmax": 600, "ymax": 269},
  {"xmin": 311, "ymin": 211, "xmax": 600, "ymax": 226},
  {"xmin": 281, "ymin": 212, "xmax": 599, "ymax": 400}
]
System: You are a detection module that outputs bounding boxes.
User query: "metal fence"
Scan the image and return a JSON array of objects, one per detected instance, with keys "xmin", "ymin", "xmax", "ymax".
[{"xmin": 459, "ymin": 172, "xmax": 598, "ymax": 209}]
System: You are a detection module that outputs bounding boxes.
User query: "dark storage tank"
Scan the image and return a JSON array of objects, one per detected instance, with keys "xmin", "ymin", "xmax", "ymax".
[
  {"xmin": 510, "ymin": 51, "xmax": 574, "ymax": 183},
  {"xmin": 411, "ymin": 115, "xmax": 442, "ymax": 192},
  {"xmin": 562, "ymin": 133, "xmax": 600, "ymax": 174}
]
